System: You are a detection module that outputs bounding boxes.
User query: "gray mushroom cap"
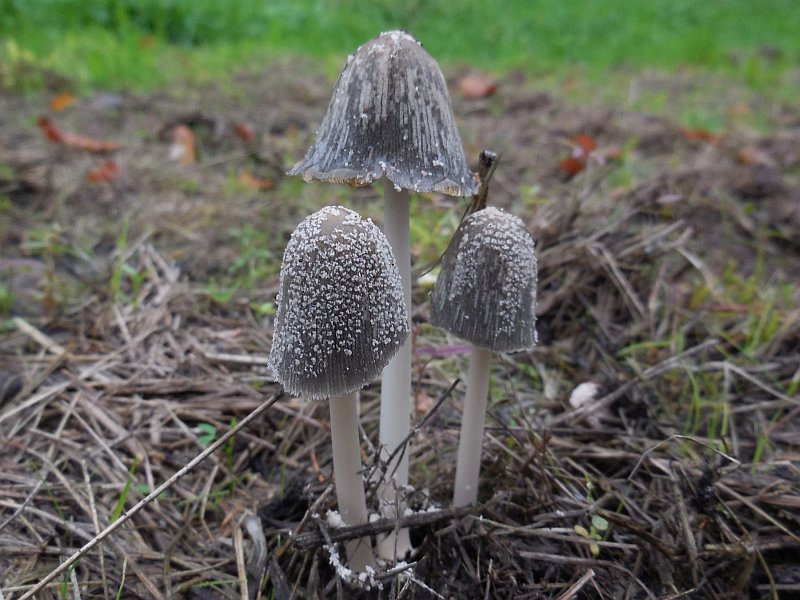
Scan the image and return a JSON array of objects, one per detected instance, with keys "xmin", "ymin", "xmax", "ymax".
[
  {"xmin": 430, "ymin": 207, "xmax": 538, "ymax": 352},
  {"xmin": 288, "ymin": 30, "xmax": 477, "ymax": 197},
  {"xmin": 268, "ymin": 206, "xmax": 410, "ymax": 400}
]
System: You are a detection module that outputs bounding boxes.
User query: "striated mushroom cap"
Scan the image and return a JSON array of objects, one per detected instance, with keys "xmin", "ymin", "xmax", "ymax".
[
  {"xmin": 269, "ymin": 206, "xmax": 410, "ymax": 400},
  {"xmin": 289, "ymin": 30, "xmax": 477, "ymax": 197},
  {"xmin": 430, "ymin": 207, "xmax": 537, "ymax": 352}
]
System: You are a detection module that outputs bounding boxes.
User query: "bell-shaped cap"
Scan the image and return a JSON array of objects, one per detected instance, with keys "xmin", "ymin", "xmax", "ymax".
[
  {"xmin": 430, "ymin": 207, "xmax": 537, "ymax": 352},
  {"xmin": 269, "ymin": 206, "xmax": 410, "ymax": 399},
  {"xmin": 289, "ymin": 30, "xmax": 477, "ymax": 197}
]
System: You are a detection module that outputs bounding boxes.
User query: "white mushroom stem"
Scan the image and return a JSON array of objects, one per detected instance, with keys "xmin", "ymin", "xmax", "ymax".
[
  {"xmin": 378, "ymin": 180, "xmax": 413, "ymax": 558},
  {"xmin": 329, "ymin": 392, "xmax": 373, "ymax": 571},
  {"xmin": 453, "ymin": 345, "xmax": 492, "ymax": 508}
]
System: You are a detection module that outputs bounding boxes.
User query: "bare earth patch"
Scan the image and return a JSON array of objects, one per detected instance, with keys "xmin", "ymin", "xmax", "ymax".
[{"xmin": 1, "ymin": 60, "xmax": 799, "ymax": 598}]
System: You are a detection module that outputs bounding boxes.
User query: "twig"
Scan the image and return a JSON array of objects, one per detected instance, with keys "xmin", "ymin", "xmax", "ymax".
[
  {"xmin": 268, "ymin": 557, "xmax": 292, "ymax": 600},
  {"xmin": 18, "ymin": 392, "xmax": 283, "ymax": 600},
  {"xmin": 234, "ymin": 521, "xmax": 250, "ymax": 600},
  {"xmin": 81, "ymin": 460, "xmax": 109, "ymax": 600},
  {"xmin": 13, "ymin": 317, "xmax": 68, "ymax": 356},
  {"xmin": 627, "ymin": 434, "xmax": 740, "ymax": 481},
  {"xmin": 200, "ymin": 350, "xmax": 271, "ymax": 367},
  {"xmin": 292, "ymin": 506, "xmax": 475, "ymax": 551},
  {"xmin": 0, "ymin": 479, "xmax": 45, "ymax": 533},
  {"xmin": 716, "ymin": 482, "xmax": 800, "ymax": 543},
  {"xmin": 376, "ymin": 560, "xmax": 417, "ymax": 582},
  {"xmin": 518, "ymin": 552, "xmax": 656, "ymax": 600},
  {"xmin": 556, "ymin": 569, "xmax": 596, "ymax": 600}
]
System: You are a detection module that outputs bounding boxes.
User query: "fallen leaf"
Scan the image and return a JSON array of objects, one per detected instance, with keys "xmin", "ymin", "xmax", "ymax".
[
  {"xmin": 458, "ymin": 73, "xmax": 498, "ymax": 99},
  {"xmin": 570, "ymin": 133, "xmax": 597, "ymax": 154},
  {"xmin": 233, "ymin": 122, "xmax": 256, "ymax": 142},
  {"xmin": 559, "ymin": 157, "xmax": 586, "ymax": 177},
  {"xmin": 737, "ymin": 146, "xmax": 774, "ymax": 167},
  {"xmin": 37, "ymin": 116, "xmax": 122, "ymax": 152},
  {"xmin": 169, "ymin": 124, "xmax": 196, "ymax": 165},
  {"xmin": 86, "ymin": 160, "xmax": 120, "ymax": 183},
  {"xmin": 37, "ymin": 116, "xmax": 65, "ymax": 143},
  {"xmin": 681, "ymin": 128, "xmax": 718, "ymax": 143},
  {"xmin": 49, "ymin": 92, "xmax": 75, "ymax": 112},
  {"xmin": 238, "ymin": 170, "xmax": 274, "ymax": 190}
]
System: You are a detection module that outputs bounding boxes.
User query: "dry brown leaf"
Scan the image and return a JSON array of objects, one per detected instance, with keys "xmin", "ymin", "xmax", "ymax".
[
  {"xmin": 458, "ymin": 73, "xmax": 498, "ymax": 99},
  {"xmin": 570, "ymin": 133, "xmax": 597, "ymax": 154},
  {"xmin": 681, "ymin": 128, "xmax": 719, "ymax": 143},
  {"xmin": 238, "ymin": 170, "xmax": 274, "ymax": 190},
  {"xmin": 737, "ymin": 146, "xmax": 774, "ymax": 167},
  {"xmin": 559, "ymin": 157, "xmax": 586, "ymax": 177},
  {"xmin": 86, "ymin": 160, "xmax": 120, "ymax": 184},
  {"xmin": 49, "ymin": 92, "xmax": 75, "ymax": 112},
  {"xmin": 233, "ymin": 122, "xmax": 256, "ymax": 143},
  {"xmin": 37, "ymin": 116, "xmax": 122, "ymax": 152}
]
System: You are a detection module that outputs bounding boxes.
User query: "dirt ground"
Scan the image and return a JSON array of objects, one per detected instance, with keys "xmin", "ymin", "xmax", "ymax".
[{"xmin": 1, "ymin": 58, "xmax": 799, "ymax": 599}]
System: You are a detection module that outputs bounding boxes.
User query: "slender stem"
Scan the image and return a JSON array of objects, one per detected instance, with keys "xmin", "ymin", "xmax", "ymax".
[
  {"xmin": 453, "ymin": 346, "xmax": 492, "ymax": 507},
  {"xmin": 377, "ymin": 181, "xmax": 413, "ymax": 558},
  {"xmin": 329, "ymin": 392, "xmax": 373, "ymax": 571},
  {"xmin": 19, "ymin": 393, "xmax": 282, "ymax": 600}
]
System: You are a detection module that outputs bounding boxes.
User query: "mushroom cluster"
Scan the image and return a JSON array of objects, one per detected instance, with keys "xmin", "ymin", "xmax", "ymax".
[
  {"xmin": 274, "ymin": 29, "xmax": 538, "ymax": 579},
  {"xmin": 290, "ymin": 30, "xmax": 476, "ymax": 560}
]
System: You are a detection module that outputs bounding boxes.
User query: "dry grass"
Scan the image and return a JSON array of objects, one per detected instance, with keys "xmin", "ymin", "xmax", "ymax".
[{"xmin": 1, "ymin": 61, "xmax": 799, "ymax": 598}]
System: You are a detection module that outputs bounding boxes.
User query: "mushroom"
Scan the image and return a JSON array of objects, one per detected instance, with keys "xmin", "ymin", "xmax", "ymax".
[
  {"xmin": 268, "ymin": 205, "xmax": 409, "ymax": 572},
  {"xmin": 289, "ymin": 30, "xmax": 476, "ymax": 556},
  {"xmin": 430, "ymin": 207, "xmax": 538, "ymax": 507}
]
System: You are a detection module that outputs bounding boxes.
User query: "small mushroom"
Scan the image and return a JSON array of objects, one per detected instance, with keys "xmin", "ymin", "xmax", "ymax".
[
  {"xmin": 430, "ymin": 207, "xmax": 538, "ymax": 507},
  {"xmin": 289, "ymin": 30, "xmax": 477, "ymax": 557},
  {"xmin": 268, "ymin": 205, "xmax": 409, "ymax": 572}
]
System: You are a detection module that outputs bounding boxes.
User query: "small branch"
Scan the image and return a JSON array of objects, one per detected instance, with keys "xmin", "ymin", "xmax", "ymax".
[
  {"xmin": 555, "ymin": 569, "xmax": 595, "ymax": 600},
  {"xmin": 13, "ymin": 317, "xmax": 67, "ymax": 356},
  {"xmin": 198, "ymin": 348, "xmax": 271, "ymax": 367},
  {"xmin": 19, "ymin": 392, "xmax": 283, "ymax": 600},
  {"xmin": 292, "ymin": 506, "xmax": 475, "ymax": 551}
]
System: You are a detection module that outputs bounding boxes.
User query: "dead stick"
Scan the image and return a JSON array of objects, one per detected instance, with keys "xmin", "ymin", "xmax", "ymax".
[
  {"xmin": 13, "ymin": 317, "xmax": 68, "ymax": 356},
  {"xmin": 19, "ymin": 392, "xmax": 283, "ymax": 599},
  {"xmin": 292, "ymin": 506, "xmax": 475, "ymax": 551},
  {"xmin": 555, "ymin": 568, "xmax": 595, "ymax": 600}
]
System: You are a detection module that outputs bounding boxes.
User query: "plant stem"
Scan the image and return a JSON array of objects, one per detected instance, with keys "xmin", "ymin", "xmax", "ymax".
[
  {"xmin": 453, "ymin": 345, "xmax": 492, "ymax": 507},
  {"xmin": 329, "ymin": 392, "xmax": 373, "ymax": 571},
  {"xmin": 378, "ymin": 180, "xmax": 413, "ymax": 558}
]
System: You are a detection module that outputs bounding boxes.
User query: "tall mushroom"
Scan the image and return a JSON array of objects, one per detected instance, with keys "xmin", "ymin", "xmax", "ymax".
[
  {"xmin": 268, "ymin": 205, "xmax": 409, "ymax": 572},
  {"xmin": 430, "ymin": 207, "xmax": 538, "ymax": 507},
  {"xmin": 289, "ymin": 30, "xmax": 477, "ymax": 557}
]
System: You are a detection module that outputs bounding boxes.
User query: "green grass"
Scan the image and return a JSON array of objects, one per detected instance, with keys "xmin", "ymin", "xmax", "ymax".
[{"xmin": 1, "ymin": 0, "xmax": 799, "ymax": 92}]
